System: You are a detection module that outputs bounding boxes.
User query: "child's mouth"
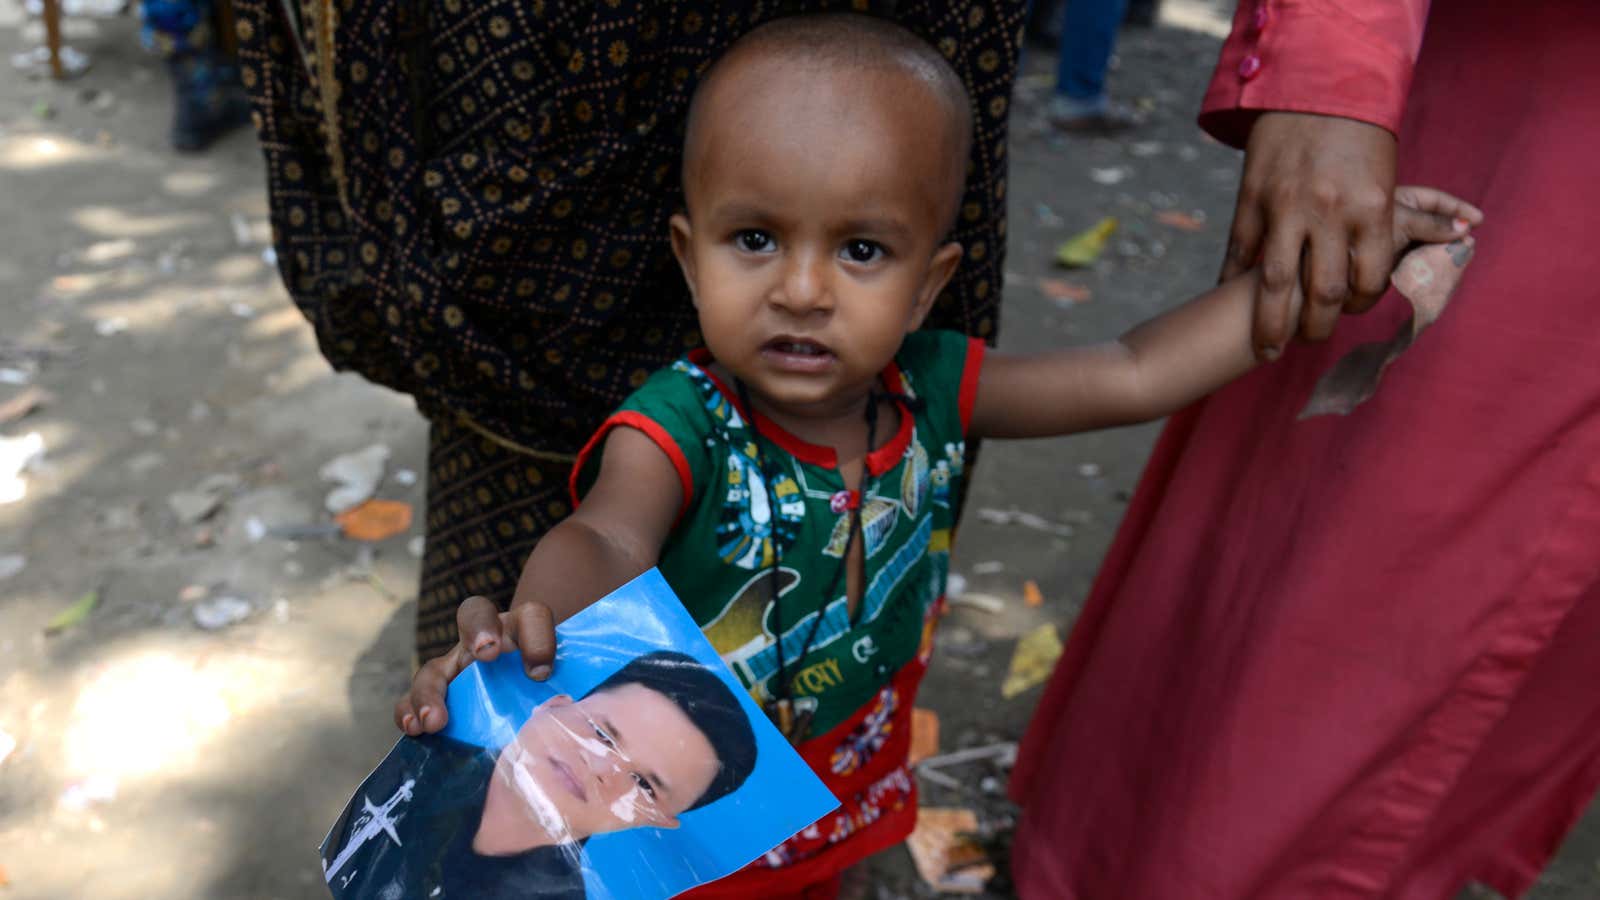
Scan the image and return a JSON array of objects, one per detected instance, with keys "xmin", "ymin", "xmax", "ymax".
[{"xmin": 761, "ymin": 337, "xmax": 836, "ymax": 372}]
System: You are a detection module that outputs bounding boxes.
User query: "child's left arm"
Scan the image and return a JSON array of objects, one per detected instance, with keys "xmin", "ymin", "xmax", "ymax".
[{"xmin": 968, "ymin": 186, "xmax": 1481, "ymax": 439}]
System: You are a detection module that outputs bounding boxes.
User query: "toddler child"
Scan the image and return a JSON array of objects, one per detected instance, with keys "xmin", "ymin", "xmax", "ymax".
[{"xmin": 395, "ymin": 12, "xmax": 1479, "ymax": 899}]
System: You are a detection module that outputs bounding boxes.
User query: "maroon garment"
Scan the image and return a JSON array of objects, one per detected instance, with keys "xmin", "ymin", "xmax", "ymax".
[{"xmin": 1010, "ymin": 1, "xmax": 1600, "ymax": 897}]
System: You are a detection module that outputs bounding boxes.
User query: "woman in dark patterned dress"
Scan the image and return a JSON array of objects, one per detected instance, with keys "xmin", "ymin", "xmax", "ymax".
[{"xmin": 233, "ymin": 1, "xmax": 1025, "ymax": 660}]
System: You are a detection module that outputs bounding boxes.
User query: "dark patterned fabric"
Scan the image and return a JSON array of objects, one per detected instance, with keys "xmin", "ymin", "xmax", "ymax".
[{"xmin": 234, "ymin": 1, "xmax": 1024, "ymax": 659}]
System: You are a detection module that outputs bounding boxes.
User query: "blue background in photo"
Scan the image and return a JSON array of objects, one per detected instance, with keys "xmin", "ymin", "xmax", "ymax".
[{"xmin": 440, "ymin": 568, "xmax": 839, "ymax": 900}]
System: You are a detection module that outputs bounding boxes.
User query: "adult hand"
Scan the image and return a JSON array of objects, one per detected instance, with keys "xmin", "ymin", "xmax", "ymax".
[
  {"xmin": 394, "ymin": 596, "xmax": 557, "ymax": 736},
  {"xmin": 1220, "ymin": 112, "xmax": 1398, "ymax": 360}
]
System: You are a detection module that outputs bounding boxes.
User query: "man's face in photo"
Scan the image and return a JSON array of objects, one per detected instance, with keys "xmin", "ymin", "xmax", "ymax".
[{"xmin": 508, "ymin": 684, "xmax": 722, "ymax": 839}]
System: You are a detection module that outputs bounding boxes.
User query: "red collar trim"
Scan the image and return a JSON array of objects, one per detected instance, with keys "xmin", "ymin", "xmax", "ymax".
[{"xmin": 686, "ymin": 349, "xmax": 913, "ymax": 474}]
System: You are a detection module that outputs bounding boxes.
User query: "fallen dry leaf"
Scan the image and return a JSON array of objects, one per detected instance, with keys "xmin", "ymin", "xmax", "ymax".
[
  {"xmin": 1022, "ymin": 580, "xmax": 1045, "ymax": 608},
  {"xmin": 336, "ymin": 498, "xmax": 414, "ymax": 541},
  {"xmin": 1002, "ymin": 623, "xmax": 1064, "ymax": 699},
  {"xmin": 1301, "ymin": 237, "xmax": 1475, "ymax": 419},
  {"xmin": 1155, "ymin": 210, "xmax": 1206, "ymax": 232},
  {"xmin": 0, "ymin": 387, "xmax": 49, "ymax": 425},
  {"xmin": 906, "ymin": 807, "xmax": 994, "ymax": 894},
  {"xmin": 44, "ymin": 590, "xmax": 99, "ymax": 636},
  {"xmin": 910, "ymin": 707, "xmax": 941, "ymax": 765},
  {"xmin": 1055, "ymin": 217, "xmax": 1118, "ymax": 268},
  {"xmin": 1037, "ymin": 278, "xmax": 1091, "ymax": 305}
]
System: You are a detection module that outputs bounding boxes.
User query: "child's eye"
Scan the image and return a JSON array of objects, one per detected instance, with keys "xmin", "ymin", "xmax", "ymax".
[
  {"xmin": 592, "ymin": 723, "xmax": 616, "ymax": 748},
  {"xmin": 735, "ymin": 230, "xmax": 775, "ymax": 253},
  {"xmin": 630, "ymin": 772, "xmax": 657, "ymax": 800},
  {"xmin": 841, "ymin": 239, "xmax": 885, "ymax": 264}
]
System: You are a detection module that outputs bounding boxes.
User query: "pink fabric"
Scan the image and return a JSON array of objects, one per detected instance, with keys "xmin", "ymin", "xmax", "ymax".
[
  {"xmin": 1010, "ymin": 2, "xmax": 1600, "ymax": 898},
  {"xmin": 1199, "ymin": 0, "xmax": 1431, "ymax": 147}
]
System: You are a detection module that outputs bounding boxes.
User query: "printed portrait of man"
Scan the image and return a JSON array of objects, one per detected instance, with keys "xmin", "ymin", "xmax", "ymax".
[{"xmin": 322, "ymin": 650, "xmax": 759, "ymax": 900}]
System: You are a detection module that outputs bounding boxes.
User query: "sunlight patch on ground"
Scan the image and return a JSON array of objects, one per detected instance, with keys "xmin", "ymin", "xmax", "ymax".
[
  {"xmin": 1160, "ymin": 0, "xmax": 1233, "ymax": 38},
  {"xmin": 71, "ymin": 205, "xmax": 211, "ymax": 239},
  {"xmin": 0, "ymin": 133, "xmax": 109, "ymax": 171}
]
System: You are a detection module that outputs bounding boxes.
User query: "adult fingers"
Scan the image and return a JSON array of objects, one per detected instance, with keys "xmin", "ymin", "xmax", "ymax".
[
  {"xmin": 1298, "ymin": 221, "xmax": 1353, "ymax": 341},
  {"xmin": 1220, "ymin": 189, "xmax": 1265, "ymax": 285},
  {"xmin": 457, "ymin": 595, "xmax": 510, "ymax": 662},
  {"xmin": 1254, "ymin": 215, "xmax": 1307, "ymax": 358},
  {"xmin": 1346, "ymin": 219, "xmax": 1401, "ymax": 316},
  {"xmin": 510, "ymin": 602, "xmax": 558, "ymax": 680}
]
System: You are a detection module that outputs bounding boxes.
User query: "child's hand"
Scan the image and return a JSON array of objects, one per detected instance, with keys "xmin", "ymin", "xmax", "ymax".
[
  {"xmin": 393, "ymin": 596, "xmax": 558, "ymax": 736},
  {"xmin": 1390, "ymin": 186, "xmax": 1484, "ymax": 254}
]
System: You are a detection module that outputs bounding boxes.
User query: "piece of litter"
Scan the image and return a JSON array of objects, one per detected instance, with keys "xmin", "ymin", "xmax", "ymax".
[
  {"xmin": 94, "ymin": 317, "xmax": 130, "ymax": 336},
  {"xmin": 44, "ymin": 590, "xmax": 99, "ymax": 636},
  {"xmin": 393, "ymin": 468, "xmax": 419, "ymax": 486},
  {"xmin": 193, "ymin": 596, "xmax": 252, "ymax": 630},
  {"xmin": 58, "ymin": 774, "xmax": 118, "ymax": 812},
  {"xmin": 906, "ymin": 807, "xmax": 995, "ymax": 894},
  {"xmin": 0, "ymin": 555, "xmax": 23, "ymax": 580},
  {"xmin": 1055, "ymin": 217, "xmax": 1118, "ymax": 268},
  {"xmin": 1128, "ymin": 140, "xmax": 1164, "ymax": 158},
  {"xmin": 1001, "ymin": 623, "xmax": 1064, "ymax": 699},
  {"xmin": 179, "ymin": 584, "xmax": 208, "ymax": 603},
  {"xmin": 167, "ymin": 489, "xmax": 222, "ymax": 524},
  {"xmin": 918, "ymin": 742, "xmax": 1017, "ymax": 771},
  {"xmin": 320, "ymin": 444, "xmax": 391, "ymax": 513},
  {"xmin": 1301, "ymin": 238, "xmax": 1475, "ymax": 419},
  {"xmin": 229, "ymin": 212, "xmax": 252, "ymax": 247},
  {"xmin": 229, "ymin": 302, "xmax": 256, "ymax": 318},
  {"xmin": 1089, "ymin": 166, "xmax": 1130, "ymax": 185},
  {"xmin": 407, "ymin": 535, "xmax": 426, "ymax": 558},
  {"xmin": 244, "ymin": 516, "xmax": 268, "ymax": 542},
  {"xmin": 1038, "ymin": 277, "xmax": 1091, "ymax": 305},
  {"xmin": 974, "ymin": 507, "xmax": 1075, "ymax": 538},
  {"xmin": 0, "ymin": 387, "xmax": 49, "ymax": 424},
  {"xmin": 1077, "ymin": 463, "xmax": 1102, "ymax": 478},
  {"xmin": 336, "ymin": 498, "xmax": 415, "ymax": 542},
  {"xmin": 0, "ymin": 432, "xmax": 45, "ymax": 505},
  {"xmin": 79, "ymin": 238, "xmax": 136, "ymax": 264},
  {"xmin": 947, "ymin": 592, "xmax": 1005, "ymax": 615},
  {"xmin": 910, "ymin": 708, "xmax": 941, "ymax": 766},
  {"xmin": 261, "ymin": 246, "xmax": 278, "ymax": 267},
  {"xmin": 1155, "ymin": 210, "xmax": 1206, "ymax": 232},
  {"xmin": 0, "ymin": 368, "xmax": 30, "ymax": 386},
  {"xmin": 971, "ymin": 560, "xmax": 1004, "ymax": 576},
  {"xmin": 1034, "ymin": 202, "xmax": 1064, "ymax": 228},
  {"xmin": 945, "ymin": 573, "xmax": 967, "ymax": 600},
  {"xmin": 1022, "ymin": 580, "xmax": 1045, "ymax": 608}
]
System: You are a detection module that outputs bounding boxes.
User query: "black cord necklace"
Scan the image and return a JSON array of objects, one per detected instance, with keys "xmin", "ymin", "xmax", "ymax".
[{"xmin": 735, "ymin": 379, "xmax": 881, "ymax": 745}]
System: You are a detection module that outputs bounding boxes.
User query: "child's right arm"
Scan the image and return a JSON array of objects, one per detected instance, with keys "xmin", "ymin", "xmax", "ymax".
[{"xmin": 395, "ymin": 427, "xmax": 682, "ymax": 735}]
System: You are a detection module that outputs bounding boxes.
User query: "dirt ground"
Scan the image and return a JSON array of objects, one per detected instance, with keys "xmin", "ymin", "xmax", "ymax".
[{"xmin": 1, "ymin": 3, "xmax": 1595, "ymax": 899}]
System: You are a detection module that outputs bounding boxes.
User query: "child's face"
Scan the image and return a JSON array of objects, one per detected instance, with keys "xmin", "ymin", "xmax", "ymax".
[{"xmin": 670, "ymin": 58, "xmax": 965, "ymax": 421}]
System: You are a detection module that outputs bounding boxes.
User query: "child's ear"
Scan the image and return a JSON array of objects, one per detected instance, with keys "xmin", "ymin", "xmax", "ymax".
[
  {"xmin": 909, "ymin": 241, "xmax": 964, "ymax": 331},
  {"xmin": 669, "ymin": 213, "xmax": 699, "ymax": 306}
]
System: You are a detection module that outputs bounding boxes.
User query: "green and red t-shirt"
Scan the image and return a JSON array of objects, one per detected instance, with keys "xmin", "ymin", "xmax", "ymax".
[{"xmin": 572, "ymin": 330, "xmax": 984, "ymax": 891}]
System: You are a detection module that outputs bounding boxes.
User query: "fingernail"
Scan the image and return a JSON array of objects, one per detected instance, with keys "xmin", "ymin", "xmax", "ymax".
[
  {"xmin": 529, "ymin": 664, "xmax": 552, "ymax": 680},
  {"xmin": 402, "ymin": 714, "xmax": 416, "ymax": 730},
  {"xmin": 1453, "ymin": 217, "xmax": 1471, "ymax": 232},
  {"xmin": 418, "ymin": 705, "xmax": 433, "ymax": 723},
  {"xmin": 1262, "ymin": 345, "xmax": 1282, "ymax": 362},
  {"xmin": 473, "ymin": 634, "xmax": 497, "ymax": 656}
]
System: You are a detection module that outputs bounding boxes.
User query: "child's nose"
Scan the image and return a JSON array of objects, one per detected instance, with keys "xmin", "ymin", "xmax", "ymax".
[{"xmin": 773, "ymin": 250, "xmax": 832, "ymax": 314}]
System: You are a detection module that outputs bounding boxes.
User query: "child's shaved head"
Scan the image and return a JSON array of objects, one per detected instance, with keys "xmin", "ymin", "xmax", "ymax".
[{"xmin": 683, "ymin": 13, "xmax": 973, "ymax": 233}]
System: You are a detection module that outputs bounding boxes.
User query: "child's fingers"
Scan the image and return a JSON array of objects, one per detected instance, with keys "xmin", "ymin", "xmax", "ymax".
[
  {"xmin": 1394, "ymin": 186, "xmax": 1485, "ymax": 226},
  {"xmin": 510, "ymin": 602, "xmax": 558, "ymax": 680},
  {"xmin": 1393, "ymin": 204, "xmax": 1468, "ymax": 247},
  {"xmin": 403, "ymin": 644, "xmax": 473, "ymax": 733},
  {"xmin": 456, "ymin": 595, "xmax": 510, "ymax": 661}
]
